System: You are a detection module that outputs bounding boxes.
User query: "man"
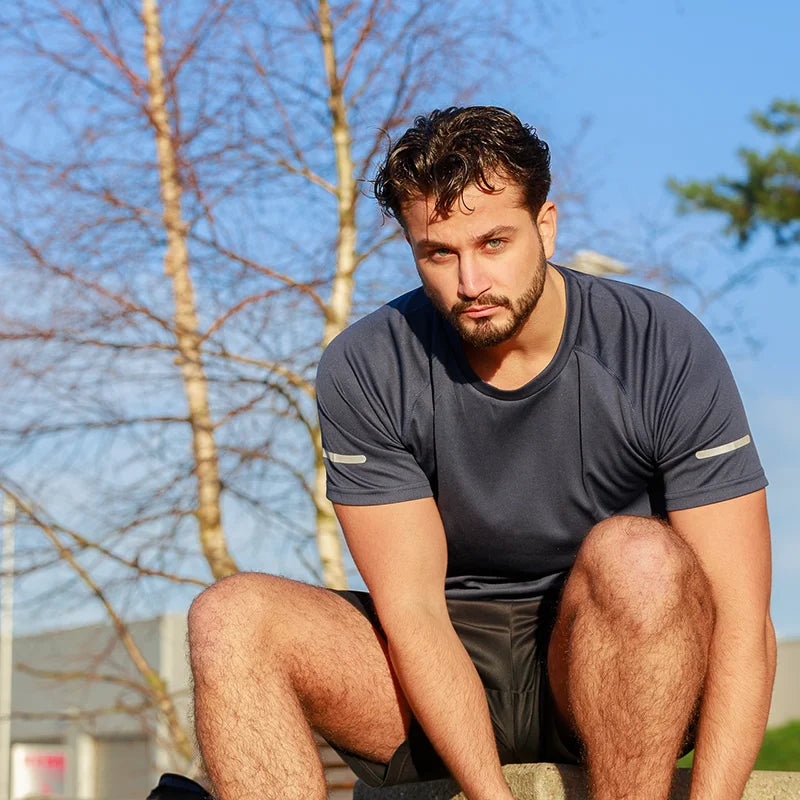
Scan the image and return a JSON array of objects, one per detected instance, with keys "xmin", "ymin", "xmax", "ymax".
[{"xmin": 188, "ymin": 107, "xmax": 776, "ymax": 800}]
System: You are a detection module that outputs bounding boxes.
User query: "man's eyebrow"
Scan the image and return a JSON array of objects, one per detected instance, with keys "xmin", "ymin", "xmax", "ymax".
[
  {"xmin": 414, "ymin": 225, "xmax": 517, "ymax": 250},
  {"xmin": 474, "ymin": 225, "xmax": 516, "ymax": 242},
  {"xmin": 414, "ymin": 237, "xmax": 452, "ymax": 250}
]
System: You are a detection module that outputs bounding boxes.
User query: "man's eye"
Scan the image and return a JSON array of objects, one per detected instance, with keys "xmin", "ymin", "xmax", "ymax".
[
  {"xmin": 486, "ymin": 238, "xmax": 504, "ymax": 250},
  {"xmin": 432, "ymin": 248, "xmax": 452, "ymax": 258}
]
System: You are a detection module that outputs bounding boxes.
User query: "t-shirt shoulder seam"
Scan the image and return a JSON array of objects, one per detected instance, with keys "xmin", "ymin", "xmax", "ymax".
[
  {"xmin": 402, "ymin": 381, "xmax": 432, "ymax": 442},
  {"xmin": 573, "ymin": 345, "xmax": 629, "ymax": 394},
  {"xmin": 574, "ymin": 341, "xmax": 646, "ymax": 407},
  {"xmin": 573, "ymin": 345, "xmax": 652, "ymax": 455}
]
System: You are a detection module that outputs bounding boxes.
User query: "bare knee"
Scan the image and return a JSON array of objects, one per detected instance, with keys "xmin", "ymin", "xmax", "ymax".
[
  {"xmin": 190, "ymin": 572, "xmax": 274, "ymax": 632},
  {"xmin": 188, "ymin": 572, "xmax": 293, "ymax": 670},
  {"xmin": 570, "ymin": 516, "xmax": 713, "ymax": 635}
]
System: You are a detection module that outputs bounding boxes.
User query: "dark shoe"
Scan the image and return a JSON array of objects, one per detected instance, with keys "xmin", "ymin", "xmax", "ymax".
[{"xmin": 147, "ymin": 773, "xmax": 213, "ymax": 800}]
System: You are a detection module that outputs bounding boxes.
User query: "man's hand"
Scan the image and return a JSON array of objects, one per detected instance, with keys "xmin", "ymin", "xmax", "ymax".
[{"xmin": 335, "ymin": 498, "xmax": 514, "ymax": 800}]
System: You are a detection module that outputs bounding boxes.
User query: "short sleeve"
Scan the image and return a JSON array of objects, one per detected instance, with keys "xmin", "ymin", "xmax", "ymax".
[
  {"xmin": 316, "ymin": 331, "xmax": 433, "ymax": 506},
  {"xmin": 648, "ymin": 312, "xmax": 767, "ymax": 511}
]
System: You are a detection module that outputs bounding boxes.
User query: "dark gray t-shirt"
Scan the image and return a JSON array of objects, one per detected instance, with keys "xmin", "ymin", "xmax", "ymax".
[{"xmin": 317, "ymin": 266, "xmax": 767, "ymax": 600}]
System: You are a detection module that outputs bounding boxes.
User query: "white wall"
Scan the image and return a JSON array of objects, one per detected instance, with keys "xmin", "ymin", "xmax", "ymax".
[
  {"xmin": 6, "ymin": 613, "xmax": 191, "ymax": 800},
  {"xmin": 769, "ymin": 638, "xmax": 800, "ymax": 728}
]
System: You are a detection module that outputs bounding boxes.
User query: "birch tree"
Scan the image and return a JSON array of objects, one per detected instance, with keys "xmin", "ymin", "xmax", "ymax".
[{"xmin": 0, "ymin": 0, "xmax": 537, "ymax": 770}]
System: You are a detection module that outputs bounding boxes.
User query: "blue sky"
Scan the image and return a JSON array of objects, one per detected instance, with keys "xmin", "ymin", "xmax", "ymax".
[
  {"xmin": 480, "ymin": 0, "xmax": 800, "ymax": 636},
  {"xmin": 1, "ymin": 1, "xmax": 797, "ymax": 637}
]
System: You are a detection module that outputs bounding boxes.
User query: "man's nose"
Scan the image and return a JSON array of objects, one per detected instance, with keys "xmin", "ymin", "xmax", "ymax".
[{"xmin": 457, "ymin": 255, "xmax": 491, "ymax": 300}]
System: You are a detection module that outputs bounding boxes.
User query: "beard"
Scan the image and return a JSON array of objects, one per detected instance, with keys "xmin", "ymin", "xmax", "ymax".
[{"xmin": 427, "ymin": 247, "xmax": 547, "ymax": 349}]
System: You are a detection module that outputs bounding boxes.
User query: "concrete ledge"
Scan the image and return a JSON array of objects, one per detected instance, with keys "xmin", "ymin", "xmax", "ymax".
[{"xmin": 353, "ymin": 763, "xmax": 800, "ymax": 799}]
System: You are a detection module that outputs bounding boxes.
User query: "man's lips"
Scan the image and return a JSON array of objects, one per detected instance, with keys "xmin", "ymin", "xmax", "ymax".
[{"xmin": 461, "ymin": 305, "xmax": 502, "ymax": 318}]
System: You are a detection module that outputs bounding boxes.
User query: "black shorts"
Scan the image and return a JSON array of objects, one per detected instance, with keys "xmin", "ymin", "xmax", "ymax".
[{"xmin": 326, "ymin": 589, "xmax": 580, "ymax": 788}]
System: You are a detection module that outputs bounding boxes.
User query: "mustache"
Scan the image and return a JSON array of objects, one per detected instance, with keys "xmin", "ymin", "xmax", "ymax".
[{"xmin": 451, "ymin": 294, "xmax": 511, "ymax": 314}]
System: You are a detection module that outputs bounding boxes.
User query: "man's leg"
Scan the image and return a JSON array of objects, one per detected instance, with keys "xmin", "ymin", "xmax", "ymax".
[
  {"xmin": 548, "ymin": 516, "xmax": 714, "ymax": 800},
  {"xmin": 188, "ymin": 574, "xmax": 412, "ymax": 800}
]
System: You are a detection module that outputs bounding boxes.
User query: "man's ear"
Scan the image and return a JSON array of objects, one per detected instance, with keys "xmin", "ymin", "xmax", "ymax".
[{"xmin": 536, "ymin": 201, "xmax": 558, "ymax": 259}]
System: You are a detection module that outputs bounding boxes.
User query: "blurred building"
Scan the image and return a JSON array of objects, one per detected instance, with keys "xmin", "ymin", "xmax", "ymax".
[
  {"xmin": 769, "ymin": 638, "xmax": 800, "ymax": 728},
  {"xmin": 5, "ymin": 614, "xmax": 190, "ymax": 800},
  {"xmin": 564, "ymin": 250, "xmax": 630, "ymax": 276},
  {"xmin": 1, "ymin": 615, "xmax": 797, "ymax": 800},
  {"xmin": 2, "ymin": 613, "xmax": 355, "ymax": 800}
]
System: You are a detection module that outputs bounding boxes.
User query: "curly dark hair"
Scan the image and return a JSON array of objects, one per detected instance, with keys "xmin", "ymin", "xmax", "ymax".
[{"xmin": 374, "ymin": 106, "xmax": 551, "ymax": 224}]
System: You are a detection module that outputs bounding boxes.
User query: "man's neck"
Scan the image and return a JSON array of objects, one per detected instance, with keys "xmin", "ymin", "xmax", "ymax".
[{"xmin": 463, "ymin": 265, "xmax": 567, "ymax": 391}]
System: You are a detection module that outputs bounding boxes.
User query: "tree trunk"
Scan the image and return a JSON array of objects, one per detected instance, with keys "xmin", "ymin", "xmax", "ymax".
[
  {"xmin": 142, "ymin": 0, "xmax": 237, "ymax": 581},
  {"xmin": 312, "ymin": 0, "xmax": 359, "ymax": 590}
]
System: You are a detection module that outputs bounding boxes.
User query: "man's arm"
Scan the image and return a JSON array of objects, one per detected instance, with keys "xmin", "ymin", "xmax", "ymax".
[
  {"xmin": 669, "ymin": 489, "xmax": 777, "ymax": 800},
  {"xmin": 335, "ymin": 498, "xmax": 514, "ymax": 800}
]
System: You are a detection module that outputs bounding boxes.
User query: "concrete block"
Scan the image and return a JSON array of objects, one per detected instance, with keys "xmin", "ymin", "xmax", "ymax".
[{"xmin": 353, "ymin": 763, "xmax": 800, "ymax": 799}]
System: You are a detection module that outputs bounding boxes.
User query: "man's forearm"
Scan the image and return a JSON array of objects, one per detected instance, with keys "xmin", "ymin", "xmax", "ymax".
[
  {"xmin": 689, "ymin": 617, "xmax": 777, "ymax": 799},
  {"xmin": 384, "ymin": 608, "xmax": 513, "ymax": 800}
]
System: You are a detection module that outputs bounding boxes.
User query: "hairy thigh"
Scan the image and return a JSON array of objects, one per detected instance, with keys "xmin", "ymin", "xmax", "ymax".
[{"xmin": 189, "ymin": 573, "xmax": 411, "ymax": 762}]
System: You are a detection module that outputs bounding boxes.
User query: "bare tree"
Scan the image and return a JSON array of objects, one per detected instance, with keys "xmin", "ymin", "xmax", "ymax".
[{"xmin": 0, "ymin": 0, "xmax": 544, "ymax": 772}]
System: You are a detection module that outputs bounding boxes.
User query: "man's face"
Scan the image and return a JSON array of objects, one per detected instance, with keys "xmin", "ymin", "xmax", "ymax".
[{"xmin": 402, "ymin": 181, "xmax": 557, "ymax": 348}]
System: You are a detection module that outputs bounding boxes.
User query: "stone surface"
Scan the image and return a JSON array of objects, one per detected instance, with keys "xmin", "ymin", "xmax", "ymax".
[{"xmin": 353, "ymin": 764, "xmax": 800, "ymax": 799}]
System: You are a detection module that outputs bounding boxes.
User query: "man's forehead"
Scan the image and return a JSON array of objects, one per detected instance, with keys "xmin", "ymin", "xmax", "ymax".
[{"xmin": 402, "ymin": 181, "xmax": 525, "ymax": 226}]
